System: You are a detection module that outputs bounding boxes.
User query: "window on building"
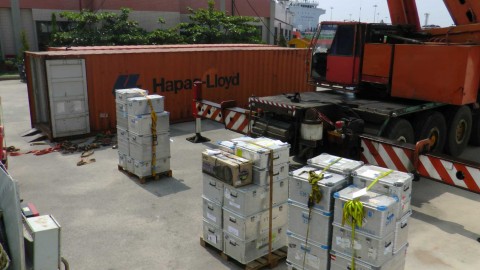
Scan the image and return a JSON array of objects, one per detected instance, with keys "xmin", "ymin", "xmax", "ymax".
[
  {"xmin": 36, "ymin": 21, "xmax": 76, "ymax": 51},
  {"xmin": 274, "ymin": 27, "xmax": 278, "ymax": 45}
]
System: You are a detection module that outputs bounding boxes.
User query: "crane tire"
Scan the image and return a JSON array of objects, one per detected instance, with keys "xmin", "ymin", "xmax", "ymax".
[
  {"xmin": 444, "ymin": 106, "xmax": 472, "ymax": 157},
  {"xmin": 414, "ymin": 111, "xmax": 447, "ymax": 154},
  {"xmin": 470, "ymin": 113, "xmax": 480, "ymax": 146},
  {"xmin": 383, "ymin": 118, "xmax": 415, "ymax": 143}
]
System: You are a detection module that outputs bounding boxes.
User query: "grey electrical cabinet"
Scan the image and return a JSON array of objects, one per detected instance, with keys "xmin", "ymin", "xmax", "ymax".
[{"xmin": 24, "ymin": 215, "xmax": 61, "ymax": 270}]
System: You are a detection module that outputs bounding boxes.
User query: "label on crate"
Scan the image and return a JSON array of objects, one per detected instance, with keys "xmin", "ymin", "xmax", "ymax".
[
  {"xmin": 306, "ymin": 254, "xmax": 321, "ymax": 269},
  {"xmin": 336, "ymin": 237, "xmax": 362, "ymax": 250},
  {"xmin": 224, "ymin": 189, "xmax": 232, "ymax": 200},
  {"xmin": 229, "ymin": 201, "xmax": 240, "ymax": 209},
  {"xmin": 384, "ymin": 243, "xmax": 393, "ymax": 255},
  {"xmin": 206, "ymin": 213, "xmax": 217, "ymax": 223},
  {"xmin": 207, "ymin": 234, "xmax": 217, "ymax": 244},
  {"xmin": 360, "ymin": 169, "xmax": 382, "ymax": 179},
  {"xmin": 368, "ymin": 247, "xmax": 377, "ymax": 259},
  {"xmin": 227, "ymin": 226, "xmax": 239, "ymax": 237}
]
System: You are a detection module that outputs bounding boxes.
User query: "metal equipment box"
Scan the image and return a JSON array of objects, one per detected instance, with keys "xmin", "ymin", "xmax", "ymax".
[
  {"xmin": 127, "ymin": 111, "xmax": 170, "ymax": 135},
  {"xmin": 203, "ymin": 174, "xmax": 224, "ymax": 204},
  {"xmin": 203, "ymin": 219, "xmax": 223, "ymax": 251},
  {"xmin": 24, "ymin": 215, "xmax": 61, "ymax": 270},
  {"xmin": 394, "ymin": 211, "xmax": 411, "ymax": 253},
  {"xmin": 289, "ymin": 166, "xmax": 349, "ymax": 212},
  {"xmin": 203, "ymin": 196, "xmax": 222, "ymax": 228},
  {"xmin": 223, "ymin": 225, "xmax": 286, "ymax": 264},
  {"xmin": 127, "ymin": 95, "xmax": 165, "ymax": 115},
  {"xmin": 353, "ymin": 165, "xmax": 412, "ymax": 218},
  {"xmin": 333, "ymin": 186, "xmax": 398, "ymax": 237},
  {"xmin": 329, "ymin": 244, "xmax": 407, "ymax": 270},
  {"xmin": 331, "ymin": 222, "xmax": 394, "ymax": 267},
  {"xmin": 116, "ymin": 103, "xmax": 128, "ymax": 129},
  {"xmin": 129, "ymin": 132, "xmax": 171, "ymax": 161},
  {"xmin": 202, "ymin": 150, "xmax": 253, "ymax": 187},
  {"xmin": 286, "ymin": 231, "xmax": 329, "ymax": 270},
  {"xmin": 117, "ymin": 126, "xmax": 129, "ymax": 155},
  {"xmin": 287, "ymin": 200, "xmax": 332, "ymax": 246},
  {"xmin": 253, "ymin": 163, "xmax": 289, "ymax": 186},
  {"xmin": 234, "ymin": 138, "xmax": 290, "ymax": 170},
  {"xmin": 115, "ymin": 88, "xmax": 147, "ymax": 104},
  {"xmin": 223, "ymin": 203, "xmax": 287, "ymax": 241},
  {"xmin": 307, "ymin": 153, "xmax": 364, "ymax": 176},
  {"xmin": 223, "ymin": 179, "xmax": 288, "ymax": 216},
  {"xmin": 132, "ymin": 157, "xmax": 170, "ymax": 178}
]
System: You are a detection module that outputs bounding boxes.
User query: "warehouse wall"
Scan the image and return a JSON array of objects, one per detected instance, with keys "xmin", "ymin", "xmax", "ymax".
[{"xmin": 0, "ymin": 8, "xmax": 15, "ymax": 56}]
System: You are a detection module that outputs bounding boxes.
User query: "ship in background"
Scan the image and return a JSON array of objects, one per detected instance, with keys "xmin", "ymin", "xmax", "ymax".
[{"xmin": 287, "ymin": 0, "xmax": 325, "ymax": 35}]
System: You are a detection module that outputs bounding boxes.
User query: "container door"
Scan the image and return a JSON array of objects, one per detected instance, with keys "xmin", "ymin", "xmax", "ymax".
[{"xmin": 46, "ymin": 59, "xmax": 90, "ymax": 138}]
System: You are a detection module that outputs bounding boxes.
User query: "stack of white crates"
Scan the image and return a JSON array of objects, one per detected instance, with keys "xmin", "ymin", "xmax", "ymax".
[
  {"xmin": 330, "ymin": 164, "xmax": 413, "ymax": 270},
  {"xmin": 202, "ymin": 136, "xmax": 290, "ymax": 265},
  {"xmin": 115, "ymin": 88, "xmax": 171, "ymax": 178},
  {"xmin": 285, "ymin": 153, "xmax": 363, "ymax": 270}
]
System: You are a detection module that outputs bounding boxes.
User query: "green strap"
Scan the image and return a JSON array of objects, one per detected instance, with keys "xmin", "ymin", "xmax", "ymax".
[
  {"xmin": 342, "ymin": 169, "xmax": 394, "ymax": 270},
  {"xmin": 366, "ymin": 170, "xmax": 394, "ymax": 191},
  {"xmin": 302, "ymin": 157, "xmax": 342, "ymax": 269}
]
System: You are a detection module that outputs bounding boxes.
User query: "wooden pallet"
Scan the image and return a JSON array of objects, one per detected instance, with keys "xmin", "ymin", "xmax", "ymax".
[
  {"xmin": 118, "ymin": 165, "xmax": 172, "ymax": 184},
  {"xmin": 200, "ymin": 237, "xmax": 287, "ymax": 270}
]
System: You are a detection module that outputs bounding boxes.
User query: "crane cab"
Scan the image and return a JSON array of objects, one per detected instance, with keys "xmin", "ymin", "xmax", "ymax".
[{"xmin": 310, "ymin": 22, "xmax": 366, "ymax": 89}]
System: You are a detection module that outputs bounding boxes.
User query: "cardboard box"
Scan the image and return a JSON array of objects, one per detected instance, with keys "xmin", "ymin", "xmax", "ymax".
[{"xmin": 202, "ymin": 150, "xmax": 252, "ymax": 187}]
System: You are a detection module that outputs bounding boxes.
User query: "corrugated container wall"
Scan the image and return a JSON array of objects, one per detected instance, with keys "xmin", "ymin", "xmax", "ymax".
[{"xmin": 26, "ymin": 47, "xmax": 314, "ymax": 137}]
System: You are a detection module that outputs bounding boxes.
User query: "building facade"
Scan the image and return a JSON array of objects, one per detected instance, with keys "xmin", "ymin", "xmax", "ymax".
[{"xmin": 0, "ymin": 0, "xmax": 294, "ymax": 58}]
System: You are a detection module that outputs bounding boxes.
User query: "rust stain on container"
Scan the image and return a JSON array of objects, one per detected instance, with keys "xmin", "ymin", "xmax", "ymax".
[{"xmin": 26, "ymin": 47, "xmax": 314, "ymax": 137}]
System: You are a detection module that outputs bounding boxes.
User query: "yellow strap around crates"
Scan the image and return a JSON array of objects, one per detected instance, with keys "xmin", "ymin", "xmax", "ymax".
[
  {"xmin": 342, "ymin": 169, "xmax": 393, "ymax": 270},
  {"xmin": 302, "ymin": 157, "xmax": 343, "ymax": 269},
  {"xmin": 145, "ymin": 96, "xmax": 158, "ymax": 177}
]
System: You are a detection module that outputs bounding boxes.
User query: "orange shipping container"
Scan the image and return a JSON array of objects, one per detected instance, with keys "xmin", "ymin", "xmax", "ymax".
[
  {"xmin": 47, "ymin": 43, "xmax": 275, "ymax": 51},
  {"xmin": 26, "ymin": 47, "xmax": 314, "ymax": 138}
]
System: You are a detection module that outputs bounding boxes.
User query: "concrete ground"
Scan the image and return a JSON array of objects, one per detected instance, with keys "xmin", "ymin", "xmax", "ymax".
[{"xmin": 1, "ymin": 80, "xmax": 480, "ymax": 270}]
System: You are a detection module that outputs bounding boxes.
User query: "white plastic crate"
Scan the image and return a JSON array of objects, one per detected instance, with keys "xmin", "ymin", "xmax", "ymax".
[
  {"xmin": 203, "ymin": 219, "xmax": 223, "ymax": 251},
  {"xmin": 333, "ymin": 186, "xmax": 398, "ymax": 238},
  {"xmin": 308, "ymin": 153, "xmax": 364, "ymax": 176},
  {"xmin": 253, "ymin": 163, "xmax": 289, "ymax": 186},
  {"xmin": 223, "ymin": 179, "xmax": 288, "ymax": 216},
  {"xmin": 132, "ymin": 157, "xmax": 170, "ymax": 178},
  {"xmin": 353, "ymin": 165, "xmax": 413, "ymax": 219},
  {"xmin": 129, "ymin": 132, "xmax": 170, "ymax": 161},
  {"xmin": 127, "ymin": 95, "xmax": 164, "ymax": 116},
  {"xmin": 289, "ymin": 166, "xmax": 349, "ymax": 212},
  {"xmin": 202, "ymin": 174, "xmax": 224, "ymax": 205},
  {"xmin": 223, "ymin": 203, "xmax": 287, "ymax": 241},
  {"xmin": 286, "ymin": 231, "xmax": 329, "ymax": 270},
  {"xmin": 127, "ymin": 111, "xmax": 169, "ymax": 136},
  {"xmin": 202, "ymin": 196, "xmax": 222, "ymax": 228},
  {"xmin": 331, "ymin": 222, "xmax": 394, "ymax": 267},
  {"xmin": 223, "ymin": 225, "xmax": 286, "ymax": 265},
  {"xmin": 287, "ymin": 200, "xmax": 332, "ymax": 246},
  {"xmin": 115, "ymin": 88, "xmax": 147, "ymax": 104}
]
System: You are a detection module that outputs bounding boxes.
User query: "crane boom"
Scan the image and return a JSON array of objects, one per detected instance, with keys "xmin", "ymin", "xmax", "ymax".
[{"xmin": 386, "ymin": 0, "xmax": 420, "ymax": 30}]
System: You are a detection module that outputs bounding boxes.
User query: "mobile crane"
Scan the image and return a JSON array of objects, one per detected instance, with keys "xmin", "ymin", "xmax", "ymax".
[{"xmin": 191, "ymin": 0, "xmax": 480, "ymax": 194}]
